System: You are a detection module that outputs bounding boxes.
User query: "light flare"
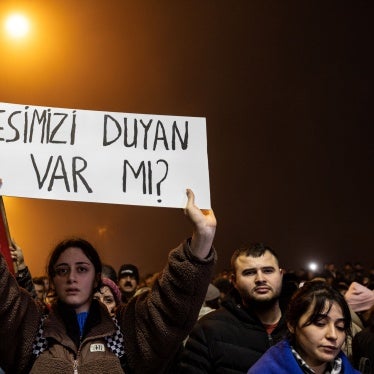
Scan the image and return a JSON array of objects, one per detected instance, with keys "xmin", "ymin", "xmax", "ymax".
[{"xmin": 4, "ymin": 13, "xmax": 30, "ymax": 38}]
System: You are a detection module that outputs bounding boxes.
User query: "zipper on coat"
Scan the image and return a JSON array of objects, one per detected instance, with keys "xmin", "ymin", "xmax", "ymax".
[
  {"xmin": 267, "ymin": 333, "xmax": 273, "ymax": 346},
  {"xmin": 73, "ymin": 337, "xmax": 83, "ymax": 374}
]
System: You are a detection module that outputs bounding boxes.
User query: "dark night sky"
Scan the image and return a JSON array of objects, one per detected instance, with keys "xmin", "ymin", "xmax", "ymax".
[{"xmin": 1, "ymin": 1, "xmax": 373, "ymax": 278}]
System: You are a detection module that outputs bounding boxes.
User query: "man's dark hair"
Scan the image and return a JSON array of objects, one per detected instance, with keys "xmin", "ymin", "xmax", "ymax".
[{"xmin": 230, "ymin": 242, "xmax": 280, "ymax": 273}]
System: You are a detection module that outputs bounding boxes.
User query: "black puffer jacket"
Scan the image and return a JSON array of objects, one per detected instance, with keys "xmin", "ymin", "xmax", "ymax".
[{"xmin": 179, "ymin": 294, "xmax": 287, "ymax": 374}]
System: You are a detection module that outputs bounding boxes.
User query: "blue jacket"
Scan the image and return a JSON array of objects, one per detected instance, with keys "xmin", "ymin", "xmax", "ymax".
[{"xmin": 248, "ymin": 340, "xmax": 360, "ymax": 374}]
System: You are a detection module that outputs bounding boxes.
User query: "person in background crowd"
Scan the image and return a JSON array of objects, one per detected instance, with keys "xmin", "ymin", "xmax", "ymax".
[
  {"xmin": 117, "ymin": 263, "xmax": 139, "ymax": 304},
  {"xmin": 134, "ymin": 271, "xmax": 161, "ymax": 297},
  {"xmin": 322, "ymin": 262, "xmax": 339, "ymax": 285},
  {"xmin": 32, "ymin": 276, "xmax": 47, "ymax": 302},
  {"xmin": 353, "ymin": 263, "xmax": 365, "ymax": 284},
  {"xmin": 102, "ymin": 263, "xmax": 118, "ymax": 284},
  {"xmin": 179, "ymin": 242, "xmax": 287, "ymax": 373},
  {"xmin": 352, "ymin": 305, "xmax": 374, "ymax": 374},
  {"xmin": 93, "ymin": 277, "xmax": 122, "ymax": 316},
  {"xmin": 248, "ymin": 281, "xmax": 360, "ymax": 374},
  {"xmin": 345, "ymin": 281, "xmax": 374, "ymax": 326},
  {"xmin": 198, "ymin": 283, "xmax": 220, "ymax": 320},
  {"xmin": 342, "ymin": 263, "xmax": 355, "ymax": 285},
  {"xmin": 42, "ymin": 276, "xmax": 49, "ymax": 293},
  {"xmin": 369, "ymin": 267, "xmax": 374, "ymax": 289},
  {"xmin": 362, "ymin": 275, "xmax": 372, "ymax": 290},
  {"xmin": 279, "ymin": 271, "xmax": 299, "ymax": 311},
  {"xmin": 337, "ymin": 281, "xmax": 349, "ymax": 296},
  {"xmin": 142, "ymin": 272, "xmax": 160, "ymax": 288},
  {"xmin": 213, "ymin": 273, "xmax": 233, "ymax": 303},
  {"xmin": 0, "ymin": 189, "xmax": 217, "ymax": 373}
]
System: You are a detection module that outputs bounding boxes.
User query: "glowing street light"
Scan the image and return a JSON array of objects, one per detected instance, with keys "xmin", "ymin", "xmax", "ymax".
[
  {"xmin": 308, "ymin": 262, "xmax": 318, "ymax": 272},
  {"xmin": 4, "ymin": 13, "xmax": 30, "ymax": 39}
]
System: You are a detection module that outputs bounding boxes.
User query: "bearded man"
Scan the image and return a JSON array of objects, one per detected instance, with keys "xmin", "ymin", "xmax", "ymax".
[{"xmin": 179, "ymin": 243, "xmax": 288, "ymax": 374}]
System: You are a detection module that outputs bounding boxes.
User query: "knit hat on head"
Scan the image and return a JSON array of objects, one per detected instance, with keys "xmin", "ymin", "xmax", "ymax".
[
  {"xmin": 101, "ymin": 277, "xmax": 122, "ymax": 305},
  {"xmin": 205, "ymin": 283, "xmax": 220, "ymax": 302},
  {"xmin": 118, "ymin": 264, "xmax": 140, "ymax": 283},
  {"xmin": 345, "ymin": 281, "xmax": 374, "ymax": 312}
]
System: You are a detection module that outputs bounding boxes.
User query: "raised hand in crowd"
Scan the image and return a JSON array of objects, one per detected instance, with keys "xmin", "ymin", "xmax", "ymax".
[
  {"xmin": 184, "ymin": 188, "xmax": 216, "ymax": 260},
  {"xmin": 10, "ymin": 239, "xmax": 26, "ymax": 272}
]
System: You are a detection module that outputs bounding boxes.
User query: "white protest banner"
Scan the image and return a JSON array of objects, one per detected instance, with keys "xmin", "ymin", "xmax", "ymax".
[{"xmin": 0, "ymin": 102, "xmax": 211, "ymax": 208}]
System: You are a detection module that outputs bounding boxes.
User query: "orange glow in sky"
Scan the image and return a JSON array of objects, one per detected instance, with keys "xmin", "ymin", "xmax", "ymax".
[{"xmin": 0, "ymin": 2, "xmax": 371, "ymax": 277}]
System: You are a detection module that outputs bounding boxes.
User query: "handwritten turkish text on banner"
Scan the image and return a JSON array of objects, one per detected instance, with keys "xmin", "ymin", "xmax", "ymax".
[{"xmin": 0, "ymin": 102, "xmax": 211, "ymax": 208}]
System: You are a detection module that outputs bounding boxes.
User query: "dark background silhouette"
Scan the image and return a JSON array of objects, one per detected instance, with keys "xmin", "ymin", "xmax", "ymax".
[{"xmin": 1, "ymin": 1, "xmax": 372, "ymax": 277}]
